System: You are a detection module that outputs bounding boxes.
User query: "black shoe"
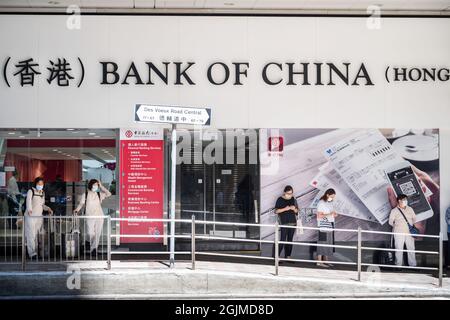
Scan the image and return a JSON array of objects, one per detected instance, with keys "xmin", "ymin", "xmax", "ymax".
[
  {"xmin": 285, "ymin": 256, "xmax": 296, "ymax": 264},
  {"xmin": 28, "ymin": 254, "xmax": 37, "ymax": 261},
  {"xmin": 91, "ymin": 249, "xmax": 97, "ymax": 256}
]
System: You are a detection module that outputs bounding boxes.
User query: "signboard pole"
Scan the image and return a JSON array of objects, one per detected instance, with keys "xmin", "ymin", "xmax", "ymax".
[
  {"xmin": 169, "ymin": 124, "xmax": 176, "ymax": 267},
  {"xmin": 133, "ymin": 104, "xmax": 212, "ymax": 267}
]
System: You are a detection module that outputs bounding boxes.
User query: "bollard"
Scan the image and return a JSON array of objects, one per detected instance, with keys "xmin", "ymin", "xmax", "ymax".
[
  {"xmin": 21, "ymin": 214, "xmax": 26, "ymax": 271},
  {"xmin": 191, "ymin": 215, "xmax": 196, "ymax": 270},
  {"xmin": 274, "ymin": 222, "xmax": 279, "ymax": 276},
  {"xmin": 107, "ymin": 216, "xmax": 111, "ymax": 270},
  {"xmin": 357, "ymin": 227, "xmax": 362, "ymax": 282},
  {"xmin": 438, "ymin": 232, "xmax": 443, "ymax": 287}
]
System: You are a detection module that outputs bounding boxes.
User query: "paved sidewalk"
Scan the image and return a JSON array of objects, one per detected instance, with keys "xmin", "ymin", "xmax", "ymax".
[{"xmin": 0, "ymin": 260, "xmax": 448, "ymax": 299}]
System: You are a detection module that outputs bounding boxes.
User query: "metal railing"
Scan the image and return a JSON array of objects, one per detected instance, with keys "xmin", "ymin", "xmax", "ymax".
[
  {"xmin": 0, "ymin": 215, "xmax": 110, "ymax": 269},
  {"xmin": 0, "ymin": 216, "xmax": 23, "ymax": 264},
  {"xmin": 0, "ymin": 215, "xmax": 444, "ymax": 287},
  {"xmin": 106, "ymin": 216, "xmax": 444, "ymax": 287}
]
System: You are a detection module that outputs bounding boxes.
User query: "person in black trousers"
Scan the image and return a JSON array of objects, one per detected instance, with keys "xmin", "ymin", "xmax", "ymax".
[{"xmin": 273, "ymin": 185, "xmax": 299, "ymax": 259}]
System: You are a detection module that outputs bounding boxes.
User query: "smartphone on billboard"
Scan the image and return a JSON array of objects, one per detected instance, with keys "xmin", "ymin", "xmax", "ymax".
[{"xmin": 384, "ymin": 163, "xmax": 433, "ymax": 222}]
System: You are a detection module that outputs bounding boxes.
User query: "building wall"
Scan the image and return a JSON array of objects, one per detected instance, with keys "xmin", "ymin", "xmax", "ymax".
[
  {"xmin": 0, "ymin": 15, "xmax": 448, "ymax": 129},
  {"xmin": 0, "ymin": 14, "xmax": 449, "ymax": 235}
]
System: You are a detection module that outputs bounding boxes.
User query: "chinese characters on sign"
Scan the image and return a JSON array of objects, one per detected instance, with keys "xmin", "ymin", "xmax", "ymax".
[
  {"xmin": 3, "ymin": 57, "xmax": 84, "ymax": 87},
  {"xmin": 119, "ymin": 128, "xmax": 164, "ymax": 243},
  {"xmin": 2, "ymin": 57, "xmax": 449, "ymax": 88}
]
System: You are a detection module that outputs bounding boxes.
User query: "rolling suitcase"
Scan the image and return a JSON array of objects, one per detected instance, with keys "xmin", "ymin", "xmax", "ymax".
[
  {"xmin": 37, "ymin": 218, "xmax": 55, "ymax": 260},
  {"xmin": 63, "ymin": 217, "xmax": 80, "ymax": 259}
]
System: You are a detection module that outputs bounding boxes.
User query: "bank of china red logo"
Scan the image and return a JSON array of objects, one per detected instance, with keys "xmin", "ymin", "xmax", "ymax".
[
  {"xmin": 268, "ymin": 136, "xmax": 283, "ymax": 152},
  {"xmin": 125, "ymin": 130, "xmax": 133, "ymax": 138}
]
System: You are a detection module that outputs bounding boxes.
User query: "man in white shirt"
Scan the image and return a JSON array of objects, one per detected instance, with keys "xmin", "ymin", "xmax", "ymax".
[
  {"xmin": 7, "ymin": 172, "xmax": 20, "ymax": 197},
  {"xmin": 7, "ymin": 171, "xmax": 22, "ymax": 228},
  {"xmin": 388, "ymin": 194, "xmax": 417, "ymax": 267}
]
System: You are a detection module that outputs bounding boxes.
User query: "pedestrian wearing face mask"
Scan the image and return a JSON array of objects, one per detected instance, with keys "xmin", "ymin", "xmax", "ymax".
[
  {"xmin": 74, "ymin": 179, "xmax": 111, "ymax": 255},
  {"xmin": 316, "ymin": 188, "xmax": 338, "ymax": 267},
  {"xmin": 388, "ymin": 194, "xmax": 417, "ymax": 267},
  {"xmin": 273, "ymin": 185, "xmax": 299, "ymax": 260},
  {"xmin": 25, "ymin": 177, "xmax": 53, "ymax": 259}
]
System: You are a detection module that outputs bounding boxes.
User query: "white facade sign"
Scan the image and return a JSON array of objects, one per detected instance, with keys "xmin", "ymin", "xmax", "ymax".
[{"xmin": 0, "ymin": 15, "xmax": 448, "ymax": 129}]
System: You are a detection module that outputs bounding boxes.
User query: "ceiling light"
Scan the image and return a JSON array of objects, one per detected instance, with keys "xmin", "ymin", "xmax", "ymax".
[
  {"xmin": 8, "ymin": 132, "xmax": 15, "ymax": 135},
  {"xmin": 66, "ymin": 128, "xmax": 75, "ymax": 131},
  {"xmin": 88, "ymin": 132, "xmax": 96, "ymax": 135}
]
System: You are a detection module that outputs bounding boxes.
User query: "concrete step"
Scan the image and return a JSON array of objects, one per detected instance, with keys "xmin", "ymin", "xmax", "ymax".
[{"xmin": 0, "ymin": 261, "xmax": 449, "ymax": 299}]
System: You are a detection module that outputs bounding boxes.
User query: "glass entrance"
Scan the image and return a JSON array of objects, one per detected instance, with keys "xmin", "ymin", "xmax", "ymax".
[{"xmin": 178, "ymin": 129, "xmax": 260, "ymax": 251}]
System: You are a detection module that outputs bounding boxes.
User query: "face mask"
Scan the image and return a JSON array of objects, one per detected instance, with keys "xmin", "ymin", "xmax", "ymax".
[
  {"xmin": 327, "ymin": 196, "xmax": 334, "ymax": 202},
  {"xmin": 36, "ymin": 185, "xmax": 43, "ymax": 191},
  {"xmin": 401, "ymin": 200, "xmax": 408, "ymax": 207},
  {"xmin": 92, "ymin": 185, "xmax": 99, "ymax": 192}
]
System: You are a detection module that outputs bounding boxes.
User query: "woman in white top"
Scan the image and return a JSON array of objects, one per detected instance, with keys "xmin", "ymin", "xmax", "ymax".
[
  {"xmin": 74, "ymin": 179, "xmax": 111, "ymax": 255},
  {"xmin": 316, "ymin": 188, "xmax": 338, "ymax": 267},
  {"xmin": 25, "ymin": 177, "xmax": 53, "ymax": 259}
]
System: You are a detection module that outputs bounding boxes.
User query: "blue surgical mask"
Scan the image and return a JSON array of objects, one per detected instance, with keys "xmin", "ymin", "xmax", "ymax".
[
  {"xmin": 36, "ymin": 185, "xmax": 44, "ymax": 191},
  {"xmin": 92, "ymin": 185, "xmax": 99, "ymax": 192}
]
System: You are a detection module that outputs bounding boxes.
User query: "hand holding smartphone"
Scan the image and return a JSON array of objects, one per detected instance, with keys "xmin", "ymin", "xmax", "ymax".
[{"xmin": 385, "ymin": 162, "xmax": 433, "ymax": 222}]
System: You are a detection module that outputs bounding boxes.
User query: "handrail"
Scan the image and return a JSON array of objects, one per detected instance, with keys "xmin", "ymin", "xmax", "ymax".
[
  {"xmin": 360, "ymin": 228, "xmax": 440, "ymax": 239},
  {"xmin": 111, "ymin": 217, "xmax": 191, "ymax": 223},
  {"xmin": 0, "ymin": 215, "xmax": 444, "ymax": 288},
  {"xmin": 109, "ymin": 216, "xmax": 442, "ymax": 286},
  {"xmin": 361, "ymin": 246, "xmax": 439, "ymax": 255}
]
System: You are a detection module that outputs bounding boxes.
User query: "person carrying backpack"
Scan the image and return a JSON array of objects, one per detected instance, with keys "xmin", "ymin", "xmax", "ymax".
[
  {"xmin": 74, "ymin": 179, "xmax": 111, "ymax": 255},
  {"xmin": 25, "ymin": 177, "xmax": 53, "ymax": 259}
]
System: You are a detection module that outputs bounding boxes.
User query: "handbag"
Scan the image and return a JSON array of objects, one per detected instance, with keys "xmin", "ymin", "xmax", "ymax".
[
  {"xmin": 397, "ymin": 207, "xmax": 419, "ymax": 235},
  {"xmin": 318, "ymin": 217, "xmax": 334, "ymax": 232},
  {"xmin": 376, "ymin": 235, "xmax": 395, "ymax": 267}
]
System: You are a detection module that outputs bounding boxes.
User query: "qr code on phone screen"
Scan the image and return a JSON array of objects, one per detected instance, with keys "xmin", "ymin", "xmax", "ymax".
[{"xmin": 399, "ymin": 181, "xmax": 416, "ymax": 196}]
